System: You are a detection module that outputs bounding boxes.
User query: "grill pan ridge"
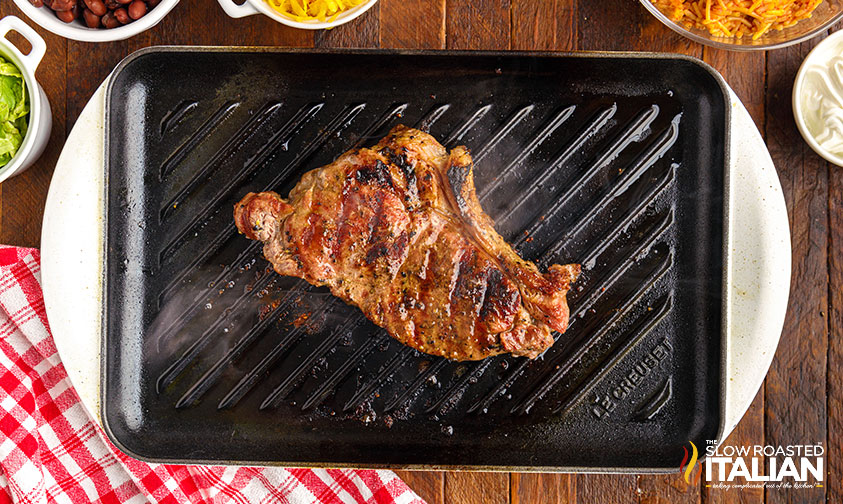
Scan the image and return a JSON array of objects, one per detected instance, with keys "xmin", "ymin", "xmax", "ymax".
[{"xmin": 102, "ymin": 48, "xmax": 728, "ymax": 471}]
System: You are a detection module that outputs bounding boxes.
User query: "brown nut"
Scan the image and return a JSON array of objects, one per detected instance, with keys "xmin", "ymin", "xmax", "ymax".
[
  {"xmin": 113, "ymin": 7, "xmax": 130, "ymax": 23},
  {"xmin": 83, "ymin": 0, "xmax": 107, "ymax": 16},
  {"xmin": 116, "ymin": 0, "xmax": 132, "ymax": 5},
  {"xmin": 102, "ymin": 11, "xmax": 121, "ymax": 28},
  {"xmin": 127, "ymin": 0, "xmax": 146, "ymax": 19},
  {"xmin": 105, "ymin": 0, "xmax": 120, "ymax": 9},
  {"xmin": 146, "ymin": 0, "xmax": 160, "ymax": 7},
  {"xmin": 29, "ymin": 0, "xmax": 45, "ymax": 7},
  {"xmin": 71, "ymin": 1, "xmax": 82, "ymax": 17},
  {"xmin": 56, "ymin": 9, "xmax": 76, "ymax": 22}
]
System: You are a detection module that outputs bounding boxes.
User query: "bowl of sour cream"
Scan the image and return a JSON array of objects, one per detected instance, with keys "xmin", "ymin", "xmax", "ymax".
[{"xmin": 793, "ymin": 30, "xmax": 843, "ymax": 166}]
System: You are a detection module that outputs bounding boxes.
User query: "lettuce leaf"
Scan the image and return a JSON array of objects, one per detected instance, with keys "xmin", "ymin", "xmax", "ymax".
[
  {"xmin": 0, "ymin": 57, "xmax": 28, "ymax": 170},
  {"xmin": 0, "ymin": 120, "xmax": 22, "ymax": 161}
]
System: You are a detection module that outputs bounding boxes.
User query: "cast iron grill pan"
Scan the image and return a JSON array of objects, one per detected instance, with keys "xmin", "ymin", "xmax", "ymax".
[{"xmin": 103, "ymin": 48, "xmax": 726, "ymax": 470}]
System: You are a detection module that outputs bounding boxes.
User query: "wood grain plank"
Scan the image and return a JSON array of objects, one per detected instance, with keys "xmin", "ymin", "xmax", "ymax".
[
  {"xmin": 379, "ymin": 0, "xmax": 445, "ymax": 49},
  {"xmin": 511, "ymin": 473, "xmax": 574, "ymax": 504},
  {"xmin": 0, "ymin": 5, "xmax": 66, "ymax": 248},
  {"xmin": 126, "ymin": 0, "xmax": 314, "ymax": 78},
  {"xmin": 445, "ymin": 472, "xmax": 508, "ymax": 504},
  {"xmin": 315, "ymin": 2, "xmax": 379, "ymax": 48},
  {"xmin": 511, "ymin": 0, "xmax": 576, "ymax": 51},
  {"xmin": 133, "ymin": 0, "xmax": 313, "ymax": 47},
  {"xmin": 637, "ymin": 474, "xmax": 698, "ymax": 504},
  {"xmin": 764, "ymin": 40, "xmax": 828, "ymax": 504},
  {"xmin": 578, "ymin": 0, "xmax": 697, "ymax": 55},
  {"xmin": 701, "ymin": 47, "xmax": 766, "ymax": 504},
  {"xmin": 577, "ymin": 474, "xmax": 636, "ymax": 504},
  {"xmin": 446, "ymin": 0, "xmax": 511, "ymax": 50},
  {"xmin": 828, "ymin": 139, "xmax": 843, "ymax": 504},
  {"xmin": 395, "ymin": 470, "xmax": 444, "ymax": 504}
]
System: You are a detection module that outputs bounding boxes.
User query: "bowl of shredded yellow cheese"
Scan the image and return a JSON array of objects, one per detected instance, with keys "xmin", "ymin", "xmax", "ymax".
[
  {"xmin": 217, "ymin": 0, "xmax": 376, "ymax": 30},
  {"xmin": 641, "ymin": 0, "xmax": 843, "ymax": 50}
]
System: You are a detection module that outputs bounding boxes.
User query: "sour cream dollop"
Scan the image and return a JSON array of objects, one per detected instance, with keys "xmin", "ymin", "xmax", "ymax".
[{"xmin": 801, "ymin": 56, "xmax": 843, "ymax": 155}]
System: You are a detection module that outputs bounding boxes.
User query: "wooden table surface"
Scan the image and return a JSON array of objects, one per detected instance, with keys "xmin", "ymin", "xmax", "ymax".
[{"xmin": 0, "ymin": 0, "xmax": 839, "ymax": 503}]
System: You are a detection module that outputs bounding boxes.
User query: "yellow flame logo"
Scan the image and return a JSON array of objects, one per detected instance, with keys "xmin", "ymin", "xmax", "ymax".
[
  {"xmin": 679, "ymin": 441, "xmax": 699, "ymax": 483},
  {"xmin": 684, "ymin": 441, "xmax": 698, "ymax": 483}
]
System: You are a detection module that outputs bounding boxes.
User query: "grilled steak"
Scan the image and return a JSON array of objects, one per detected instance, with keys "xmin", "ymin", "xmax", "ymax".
[{"xmin": 234, "ymin": 125, "xmax": 580, "ymax": 360}]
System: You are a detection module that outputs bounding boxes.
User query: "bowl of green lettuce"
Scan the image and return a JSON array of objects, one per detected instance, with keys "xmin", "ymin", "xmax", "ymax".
[
  {"xmin": 0, "ymin": 16, "xmax": 51, "ymax": 184},
  {"xmin": 0, "ymin": 55, "xmax": 30, "ymax": 170}
]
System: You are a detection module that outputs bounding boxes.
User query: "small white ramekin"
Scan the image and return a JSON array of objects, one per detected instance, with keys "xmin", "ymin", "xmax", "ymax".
[
  {"xmin": 11, "ymin": 0, "xmax": 179, "ymax": 42},
  {"xmin": 0, "ymin": 16, "xmax": 51, "ymax": 185},
  {"xmin": 793, "ymin": 30, "xmax": 843, "ymax": 167},
  {"xmin": 217, "ymin": 0, "xmax": 377, "ymax": 30}
]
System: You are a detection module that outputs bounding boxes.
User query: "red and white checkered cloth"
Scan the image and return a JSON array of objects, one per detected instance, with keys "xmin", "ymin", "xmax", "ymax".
[{"xmin": 0, "ymin": 246, "xmax": 425, "ymax": 504}]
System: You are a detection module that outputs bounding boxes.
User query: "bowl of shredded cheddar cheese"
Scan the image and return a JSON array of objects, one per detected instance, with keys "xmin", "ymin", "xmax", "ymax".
[
  {"xmin": 217, "ymin": 0, "xmax": 376, "ymax": 30},
  {"xmin": 641, "ymin": 0, "xmax": 843, "ymax": 50}
]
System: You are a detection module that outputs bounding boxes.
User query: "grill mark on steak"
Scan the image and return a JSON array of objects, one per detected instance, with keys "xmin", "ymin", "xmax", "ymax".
[
  {"xmin": 479, "ymin": 267, "xmax": 520, "ymax": 336},
  {"xmin": 355, "ymin": 159, "xmax": 394, "ymax": 188},
  {"xmin": 234, "ymin": 125, "xmax": 580, "ymax": 360},
  {"xmin": 380, "ymin": 147, "xmax": 420, "ymax": 207},
  {"xmin": 446, "ymin": 159, "xmax": 471, "ymax": 217}
]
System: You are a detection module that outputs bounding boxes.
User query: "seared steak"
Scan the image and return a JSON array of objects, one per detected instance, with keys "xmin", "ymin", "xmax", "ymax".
[{"xmin": 234, "ymin": 125, "xmax": 580, "ymax": 360}]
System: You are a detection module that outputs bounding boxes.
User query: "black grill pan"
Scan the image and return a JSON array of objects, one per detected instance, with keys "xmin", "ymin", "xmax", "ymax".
[{"xmin": 102, "ymin": 47, "xmax": 728, "ymax": 471}]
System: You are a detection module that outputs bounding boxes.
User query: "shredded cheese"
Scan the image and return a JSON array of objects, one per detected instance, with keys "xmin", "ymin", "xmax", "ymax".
[
  {"xmin": 651, "ymin": 0, "xmax": 823, "ymax": 39},
  {"xmin": 265, "ymin": 0, "xmax": 368, "ymax": 22}
]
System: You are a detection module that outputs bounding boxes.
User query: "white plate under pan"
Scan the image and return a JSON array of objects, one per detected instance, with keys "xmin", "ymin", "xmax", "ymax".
[{"xmin": 41, "ymin": 75, "xmax": 791, "ymax": 453}]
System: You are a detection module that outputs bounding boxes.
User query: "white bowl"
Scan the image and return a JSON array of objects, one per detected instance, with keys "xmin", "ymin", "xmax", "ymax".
[
  {"xmin": 217, "ymin": 0, "xmax": 377, "ymax": 30},
  {"xmin": 793, "ymin": 30, "xmax": 843, "ymax": 167},
  {"xmin": 12, "ymin": 0, "xmax": 179, "ymax": 42},
  {"xmin": 0, "ymin": 16, "xmax": 51, "ymax": 184}
]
